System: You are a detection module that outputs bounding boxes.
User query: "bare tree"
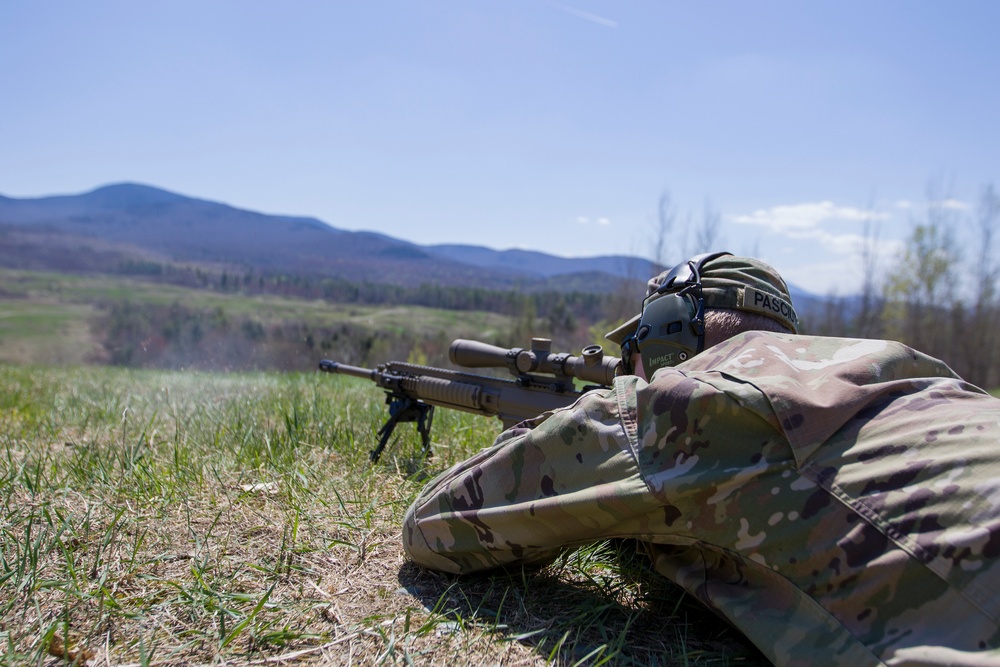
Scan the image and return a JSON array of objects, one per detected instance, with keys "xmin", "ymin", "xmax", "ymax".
[
  {"xmin": 882, "ymin": 180, "xmax": 961, "ymax": 358},
  {"xmin": 969, "ymin": 183, "xmax": 1000, "ymax": 386},
  {"xmin": 740, "ymin": 236, "xmax": 761, "ymax": 260},
  {"xmin": 650, "ymin": 190, "xmax": 725, "ymax": 268},
  {"xmin": 855, "ymin": 193, "xmax": 884, "ymax": 338},
  {"xmin": 973, "ymin": 184, "xmax": 1000, "ymax": 307},
  {"xmin": 694, "ymin": 198, "xmax": 723, "ymax": 254},
  {"xmin": 649, "ymin": 190, "xmax": 675, "ymax": 273}
]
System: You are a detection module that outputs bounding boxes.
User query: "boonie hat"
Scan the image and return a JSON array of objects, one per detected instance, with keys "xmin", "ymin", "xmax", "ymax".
[{"xmin": 605, "ymin": 255, "xmax": 799, "ymax": 345}]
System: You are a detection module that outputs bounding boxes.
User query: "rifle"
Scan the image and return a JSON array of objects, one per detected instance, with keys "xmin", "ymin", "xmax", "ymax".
[{"xmin": 318, "ymin": 338, "xmax": 622, "ymax": 463}]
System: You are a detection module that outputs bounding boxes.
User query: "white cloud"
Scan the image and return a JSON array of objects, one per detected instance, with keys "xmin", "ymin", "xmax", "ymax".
[
  {"xmin": 897, "ymin": 198, "xmax": 968, "ymax": 212},
  {"xmin": 727, "ymin": 200, "xmax": 904, "ymax": 295},
  {"xmin": 780, "ymin": 235, "xmax": 906, "ymax": 295},
  {"xmin": 782, "ymin": 227, "xmax": 903, "ymax": 257},
  {"xmin": 730, "ymin": 201, "xmax": 889, "ymax": 233},
  {"xmin": 576, "ymin": 215, "xmax": 612, "ymax": 226},
  {"xmin": 936, "ymin": 198, "xmax": 969, "ymax": 211}
]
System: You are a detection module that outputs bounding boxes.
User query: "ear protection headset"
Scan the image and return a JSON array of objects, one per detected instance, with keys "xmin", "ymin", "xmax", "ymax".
[{"xmin": 621, "ymin": 251, "xmax": 732, "ymax": 376}]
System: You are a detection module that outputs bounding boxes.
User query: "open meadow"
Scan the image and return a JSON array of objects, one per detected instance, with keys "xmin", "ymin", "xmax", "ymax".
[
  {"xmin": 0, "ymin": 363, "xmax": 766, "ymax": 666},
  {"xmin": 0, "ymin": 268, "xmax": 516, "ymax": 371}
]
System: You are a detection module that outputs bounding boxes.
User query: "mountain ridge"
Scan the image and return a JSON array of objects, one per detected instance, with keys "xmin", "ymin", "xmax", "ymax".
[
  {"xmin": 0, "ymin": 182, "xmax": 659, "ymax": 292},
  {"xmin": 0, "ymin": 182, "xmax": 821, "ymax": 307}
]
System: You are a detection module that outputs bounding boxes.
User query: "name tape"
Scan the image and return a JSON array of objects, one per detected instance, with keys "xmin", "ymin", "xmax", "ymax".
[{"xmin": 740, "ymin": 286, "xmax": 797, "ymax": 327}]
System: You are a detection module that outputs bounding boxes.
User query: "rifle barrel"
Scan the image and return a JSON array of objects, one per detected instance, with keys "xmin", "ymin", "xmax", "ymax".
[{"xmin": 318, "ymin": 360, "xmax": 377, "ymax": 381}]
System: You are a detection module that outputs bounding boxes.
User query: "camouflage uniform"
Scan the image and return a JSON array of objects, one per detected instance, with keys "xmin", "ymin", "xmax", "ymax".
[{"xmin": 403, "ymin": 330, "xmax": 1000, "ymax": 666}]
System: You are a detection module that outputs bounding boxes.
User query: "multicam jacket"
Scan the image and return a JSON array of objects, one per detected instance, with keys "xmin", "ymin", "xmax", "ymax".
[{"xmin": 402, "ymin": 331, "xmax": 1000, "ymax": 666}]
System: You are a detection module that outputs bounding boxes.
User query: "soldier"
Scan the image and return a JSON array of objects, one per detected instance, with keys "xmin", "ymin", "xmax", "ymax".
[{"xmin": 402, "ymin": 252, "xmax": 1000, "ymax": 666}]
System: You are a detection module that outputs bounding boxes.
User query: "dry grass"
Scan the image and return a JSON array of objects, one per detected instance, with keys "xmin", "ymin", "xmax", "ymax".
[{"xmin": 0, "ymin": 364, "xmax": 766, "ymax": 666}]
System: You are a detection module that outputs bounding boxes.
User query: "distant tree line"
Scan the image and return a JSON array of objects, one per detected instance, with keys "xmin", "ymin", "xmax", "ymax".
[
  {"xmin": 96, "ymin": 300, "xmax": 437, "ymax": 371},
  {"xmin": 93, "ymin": 288, "xmax": 605, "ymax": 373},
  {"xmin": 117, "ymin": 261, "xmax": 616, "ymax": 327}
]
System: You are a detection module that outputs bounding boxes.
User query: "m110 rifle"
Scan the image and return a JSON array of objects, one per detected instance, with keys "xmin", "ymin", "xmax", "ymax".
[{"xmin": 318, "ymin": 338, "xmax": 622, "ymax": 462}]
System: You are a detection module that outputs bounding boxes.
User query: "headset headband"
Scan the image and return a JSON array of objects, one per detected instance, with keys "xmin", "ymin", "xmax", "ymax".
[{"xmin": 653, "ymin": 251, "xmax": 733, "ymax": 296}]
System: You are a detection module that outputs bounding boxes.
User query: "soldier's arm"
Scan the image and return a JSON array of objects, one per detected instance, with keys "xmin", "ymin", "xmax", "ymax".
[{"xmin": 402, "ymin": 381, "xmax": 662, "ymax": 574}]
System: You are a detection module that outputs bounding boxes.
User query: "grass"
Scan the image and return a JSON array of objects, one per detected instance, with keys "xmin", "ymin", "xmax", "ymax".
[
  {"xmin": 0, "ymin": 363, "xmax": 766, "ymax": 666},
  {"xmin": 0, "ymin": 301, "xmax": 99, "ymax": 366}
]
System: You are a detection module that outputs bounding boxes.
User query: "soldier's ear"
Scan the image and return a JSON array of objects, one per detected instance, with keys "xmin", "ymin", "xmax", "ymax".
[{"xmin": 633, "ymin": 353, "xmax": 648, "ymax": 381}]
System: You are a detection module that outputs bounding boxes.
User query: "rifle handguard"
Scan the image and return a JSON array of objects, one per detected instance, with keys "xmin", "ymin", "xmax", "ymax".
[{"xmin": 396, "ymin": 374, "xmax": 489, "ymax": 413}]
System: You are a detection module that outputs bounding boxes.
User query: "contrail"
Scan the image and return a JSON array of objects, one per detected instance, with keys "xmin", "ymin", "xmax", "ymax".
[{"xmin": 550, "ymin": 2, "xmax": 617, "ymax": 28}]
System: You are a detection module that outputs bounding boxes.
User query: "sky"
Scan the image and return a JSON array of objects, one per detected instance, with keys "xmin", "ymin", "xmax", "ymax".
[{"xmin": 2, "ymin": 1, "xmax": 998, "ymax": 295}]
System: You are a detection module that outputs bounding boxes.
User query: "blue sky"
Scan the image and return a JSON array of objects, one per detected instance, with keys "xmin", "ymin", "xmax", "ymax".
[{"xmin": 2, "ymin": 1, "xmax": 997, "ymax": 295}]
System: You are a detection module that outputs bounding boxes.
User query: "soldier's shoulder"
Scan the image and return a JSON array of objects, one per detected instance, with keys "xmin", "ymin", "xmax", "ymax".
[{"xmin": 690, "ymin": 331, "xmax": 942, "ymax": 373}]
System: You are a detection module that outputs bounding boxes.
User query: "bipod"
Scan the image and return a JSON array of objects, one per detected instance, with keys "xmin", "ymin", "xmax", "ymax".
[{"xmin": 370, "ymin": 394, "xmax": 435, "ymax": 464}]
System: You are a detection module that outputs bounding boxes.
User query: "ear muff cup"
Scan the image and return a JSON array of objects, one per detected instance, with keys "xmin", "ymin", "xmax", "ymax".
[{"xmin": 635, "ymin": 292, "xmax": 701, "ymax": 374}]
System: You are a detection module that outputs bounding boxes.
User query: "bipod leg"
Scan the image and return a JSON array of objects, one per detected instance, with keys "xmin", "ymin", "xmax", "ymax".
[
  {"xmin": 416, "ymin": 404, "xmax": 435, "ymax": 459},
  {"xmin": 371, "ymin": 408, "xmax": 405, "ymax": 464}
]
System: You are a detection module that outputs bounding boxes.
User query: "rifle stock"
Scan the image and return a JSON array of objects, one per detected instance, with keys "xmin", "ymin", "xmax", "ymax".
[{"xmin": 318, "ymin": 338, "xmax": 622, "ymax": 462}]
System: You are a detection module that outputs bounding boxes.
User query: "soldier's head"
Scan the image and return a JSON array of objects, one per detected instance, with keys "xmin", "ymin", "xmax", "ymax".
[{"xmin": 606, "ymin": 252, "xmax": 798, "ymax": 378}]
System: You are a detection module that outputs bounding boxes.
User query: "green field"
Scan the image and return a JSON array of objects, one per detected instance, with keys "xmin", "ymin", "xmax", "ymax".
[
  {"xmin": 0, "ymin": 363, "xmax": 764, "ymax": 666},
  {"xmin": 0, "ymin": 300, "xmax": 99, "ymax": 366},
  {"xmin": 0, "ymin": 268, "xmax": 513, "ymax": 334},
  {"xmin": 0, "ymin": 268, "xmax": 516, "ymax": 370}
]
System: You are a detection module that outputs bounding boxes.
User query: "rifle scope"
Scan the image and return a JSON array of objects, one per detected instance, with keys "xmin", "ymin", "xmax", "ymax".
[{"xmin": 449, "ymin": 338, "xmax": 622, "ymax": 386}]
